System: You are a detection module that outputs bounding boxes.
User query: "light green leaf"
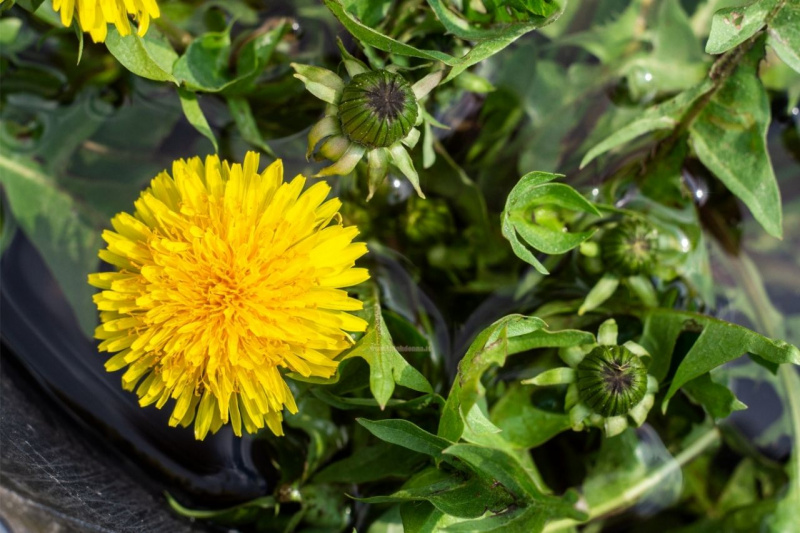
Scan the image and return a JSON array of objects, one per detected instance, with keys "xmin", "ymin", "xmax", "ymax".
[
  {"xmin": 705, "ymin": 0, "xmax": 778, "ymax": 54},
  {"xmin": 502, "ymin": 172, "xmax": 600, "ymax": 274},
  {"xmin": 578, "ymin": 273, "xmax": 620, "ymax": 316},
  {"xmin": 522, "ymin": 367, "xmax": 575, "ymax": 386},
  {"xmin": 0, "ymin": 17, "xmax": 22, "ymax": 44},
  {"xmin": 177, "ymin": 88, "xmax": 218, "ymax": 152},
  {"xmin": 690, "ymin": 39, "xmax": 783, "ymax": 238},
  {"xmin": 105, "ymin": 27, "xmax": 178, "ymax": 83},
  {"xmin": 490, "ymin": 386, "xmax": 572, "ymax": 449},
  {"xmin": 342, "ymin": 289, "xmax": 433, "ymax": 408},
  {"xmin": 166, "ymin": 493, "xmax": 275, "ymax": 523},
  {"xmin": 768, "ymin": 1, "xmax": 800, "ymax": 74}
]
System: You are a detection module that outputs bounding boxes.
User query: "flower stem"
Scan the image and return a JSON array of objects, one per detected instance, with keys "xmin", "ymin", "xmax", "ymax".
[{"xmin": 544, "ymin": 426, "xmax": 721, "ymax": 532}]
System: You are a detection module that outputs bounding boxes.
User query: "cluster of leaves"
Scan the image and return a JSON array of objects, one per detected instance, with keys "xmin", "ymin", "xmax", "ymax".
[{"xmin": 2, "ymin": 0, "xmax": 800, "ymax": 532}]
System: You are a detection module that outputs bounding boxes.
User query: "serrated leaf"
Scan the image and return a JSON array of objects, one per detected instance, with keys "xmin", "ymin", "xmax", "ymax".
[
  {"xmin": 173, "ymin": 29, "xmax": 232, "ymax": 91},
  {"xmin": 314, "ymin": 442, "xmax": 425, "ymax": 484},
  {"xmin": 343, "ymin": 289, "xmax": 433, "ymax": 408}
]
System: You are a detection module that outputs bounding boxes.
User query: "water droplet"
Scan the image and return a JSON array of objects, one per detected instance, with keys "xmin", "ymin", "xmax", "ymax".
[
  {"xmin": 591, "ymin": 188, "xmax": 600, "ymax": 197},
  {"xmin": 680, "ymin": 237, "xmax": 690, "ymax": 252},
  {"xmin": 643, "ymin": 72, "xmax": 653, "ymax": 82}
]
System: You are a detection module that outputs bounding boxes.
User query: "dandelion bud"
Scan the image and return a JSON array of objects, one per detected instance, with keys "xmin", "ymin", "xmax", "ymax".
[
  {"xmin": 339, "ymin": 70, "xmax": 419, "ymax": 149},
  {"xmin": 600, "ymin": 220, "xmax": 659, "ymax": 276},
  {"xmin": 576, "ymin": 345, "xmax": 648, "ymax": 417}
]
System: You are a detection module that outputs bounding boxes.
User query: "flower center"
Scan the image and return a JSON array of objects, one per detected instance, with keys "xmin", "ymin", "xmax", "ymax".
[{"xmin": 338, "ymin": 70, "xmax": 418, "ymax": 148}]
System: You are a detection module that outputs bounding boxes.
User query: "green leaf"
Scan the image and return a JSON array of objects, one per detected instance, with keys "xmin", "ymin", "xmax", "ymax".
[
  {"xmin": 314, "ymin": 443, "xmax": 426, "ymax": 484},
  {"xmin": 705, "ymin": 0, "xmax": 778, "ymax": 54},
  {"xmin": 580, "ymin": 80, "xmax": 712, "ymax": 168},
  {"xmin": 0, "ymin": 17, "xmax": 22, "ymax": 45},
  {"xmin": 105, "ymin": 27, "xmax": 178, "ymax": 83},
  {"xmin": 342, "ymin": 288, "xmax": 433, "ymax": 408},
  {"xmin": 578, "ymin": 273, "xmax": 620, "ymax": 316},
  {"xmin": 490, "ymin": 386, "xmax": 571, "ymax": 449},
  {"xmin": 768, "ymin": 1, "xmax": 800, "ymax": 74},
  {"xmin": 438, "ymin": 315, "xmax": 545, "ymax": 441},
  {"xmin": 177, "ymin": 88, "xmax": 219, "ymax": 152},
  {"xmin": 443, "ymin": 506, "xmax": 550, "ymax": 532},
  {"xmin": 284, "ymin": 396, "xmax": 345, "ymax": 479},
  {"xmin": 401, "ymin": 502, "xmax": 465, "ymax": 533},
  {"xmin": 323, "ymin": 0, "xmax": 560, "ymax": 83},
  {"xmin": 0, "ymin": 153, "xmax": 103, "ymax": 335},
  {"xmin": 172, "ymin": 29, "xmax": 232, "ymax": 92},
  {"xmin": 689, "ymin": 39, "xmax": 783, "ymax": 238},
  {"xmin": 640, "ymin": 308, "xmax": 800, "ymax": 404},
  {"xmin": 501, "ymin": 172, "xmax": 600, "ymax": 275},
  {"xmin": 226, "ymin": 97, "xmax": 275, "ymax": 157},
  {"xmin": 425, "ymin": 0, "xmax": 561, "ymax": 41},
  {"xmin": 166, "ymin": 493, "xmax": 275, "ymax": 524},
  {"xmin": 358, "ymin": 419, "xmax": 451, "ymax": 459},
  {"xmin": 682, "ymin": 372, "xmax": 748, "ymax": 420},
  {"xmin": 360, "ymin": 467, "xmax": 515, "ymax": 518},
  {"xmin": 765, "ymin": 366, "xmax": 800, "ymax": 530}
]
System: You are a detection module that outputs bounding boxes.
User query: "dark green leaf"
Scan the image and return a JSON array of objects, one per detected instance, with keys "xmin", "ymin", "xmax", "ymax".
[
  {"xmin": 682, "ymin": 372, "xmax": 747, "ymax": 420},
  {"xmin": 358, "ymin": 418, "xmax": 451, "ymax": 459},
  {"xmin": 641, "ymin": 308, "xmax": 800, "ymax": 404},
  {"xmin": 314, "ymin": 443, "xmax": 426, "ymax": 484},
  {"xmin": 173, "ymin": 29, "xmax": 232, "ymax": 92},
  {"xmin": 177, "ymin": 87, "xmax": 219, "ymax": 152}
]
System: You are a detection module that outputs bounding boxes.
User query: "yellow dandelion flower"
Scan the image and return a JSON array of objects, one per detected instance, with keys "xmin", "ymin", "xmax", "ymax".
[
  {"xmin": 88, "ymin": 152, "xmax": 370, "ymax": 440},
  {"xmin": 51, "ymin": 0, "xmax": 160, "ymax": 43}
]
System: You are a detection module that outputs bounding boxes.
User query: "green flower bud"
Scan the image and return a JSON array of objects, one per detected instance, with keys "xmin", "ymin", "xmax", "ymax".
[
  {"xmin": 338, "ymin": 70, "xmax": 419, "ymax": 149},
  {"xmin": 576, "ymin": 345, "xmax": 648, "ymax": 417},
  {"xmin": 600, "ymin": 220, "xmax": 659, "ymax": 276},
  {"xmin": 404, "ymin": 197, "xmax": 454, "ymax": 243}
]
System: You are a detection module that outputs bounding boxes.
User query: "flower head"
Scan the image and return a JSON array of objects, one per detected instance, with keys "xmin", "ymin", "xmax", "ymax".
[
  {"xmin": 600, "ymin": 219, "xmax": 660, "ymax": 276},
  {"xmin": 89, "ymin": 152, "xmax": 369, "ymax": 440},
  {"xmin": 524, "ymin": 319, "xmax": 657, "ymax": 437},
  {"xmin": 53, "ymin": 0, "xmax": 160, "ymax": 43},
  {"xmin": 291, "ymin": 47, "xmax": 441, "ymax": 200}
]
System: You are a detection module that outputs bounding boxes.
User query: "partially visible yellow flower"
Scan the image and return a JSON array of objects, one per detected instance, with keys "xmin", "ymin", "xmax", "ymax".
[
  {"xmin": 89, "ymin": 152, "xmax": 370, "ymax": 440},
  {"xmin": 52, "ymin": 0, "xmax": 160, "ymax": 43}
]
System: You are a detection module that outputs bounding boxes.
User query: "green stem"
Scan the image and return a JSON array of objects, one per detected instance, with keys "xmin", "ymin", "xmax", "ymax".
[{"xmin": 544, "ymin": 427, "xmax": 721, "ymax": 532}]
